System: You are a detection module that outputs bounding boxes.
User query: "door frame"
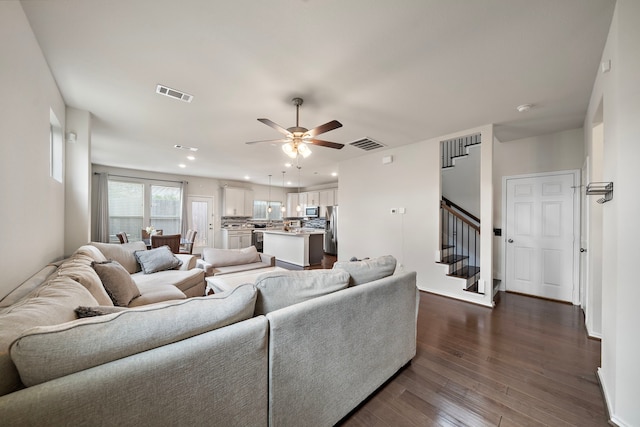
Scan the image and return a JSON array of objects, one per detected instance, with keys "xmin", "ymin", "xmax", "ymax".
[{"xmin": 501, "ymin": 169, "xmax": 581, "ymax": 305}]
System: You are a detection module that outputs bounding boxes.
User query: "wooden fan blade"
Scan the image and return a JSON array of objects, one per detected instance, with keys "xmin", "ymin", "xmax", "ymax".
[
  {"xmin": 246, "ymin": 138, "xmax": 290, "ymax": 145},
  {"xmin": 307, "ymin": 139, "xmax": 344, "ymax": 149},
  {"xmin": 258, "ymin": 118, "xmax": 292, "ymax": 136},
  {"xmin": 304, "ymin": 120, "xmax": 342, "ymax": 138}
]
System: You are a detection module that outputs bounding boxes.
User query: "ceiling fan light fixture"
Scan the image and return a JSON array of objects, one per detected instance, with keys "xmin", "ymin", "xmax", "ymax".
[
  {"xmin": 298, "ymin": 142, "xmax": 312, "ymax": 158},
  {"xmin": 282, "ymin": 142, "xmax": 298, "ymax": 159}
]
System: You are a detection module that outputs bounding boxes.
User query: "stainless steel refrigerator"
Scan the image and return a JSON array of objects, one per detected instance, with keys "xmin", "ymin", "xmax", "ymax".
[{"xmin": 324, "ymin": 205, "xmax": 338, "ymax": 255}]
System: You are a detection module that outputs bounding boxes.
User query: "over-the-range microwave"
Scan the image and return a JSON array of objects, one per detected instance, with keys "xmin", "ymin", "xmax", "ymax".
[{"xmin": 305, "ymin": 206, "xmax": 319, "ymax": 218}]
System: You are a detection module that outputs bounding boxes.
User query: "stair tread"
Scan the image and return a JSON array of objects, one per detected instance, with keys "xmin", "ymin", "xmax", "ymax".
[
  {"xmin": 448, "ymin": 266, "xmax": 480, "ymax": 278},
  {"xmin": 438, "ymin": 255, "xmax": 468, "ymax": 264},
  {"xmin": 464, "ymin": 281, "xmax": 485, "ymax": 294}
]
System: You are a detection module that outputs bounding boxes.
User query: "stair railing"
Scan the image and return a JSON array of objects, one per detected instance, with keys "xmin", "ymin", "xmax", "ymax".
[
  {"xmin": 441, "ymin": 133, "xmax": 482, "ymax": 169},
  {"xmin": 440, "ymin": 199, "xmax": 480, "ymax": 269}
]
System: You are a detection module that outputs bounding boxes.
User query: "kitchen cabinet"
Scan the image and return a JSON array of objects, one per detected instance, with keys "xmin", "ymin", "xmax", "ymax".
[
  {"xmin": 223, "ymin": 187, "xmax": 254, "ymax": 216},
  {"xmin": 319, "ymin": 190, "xmax": 335, "ymax": 216},
  {"xmin": 306, "ymin": 191, "xmax": 320, "ymax": 207},
  {"xmin": 222, "ymin": 229, "xmax": 253, "ymax": 249}
]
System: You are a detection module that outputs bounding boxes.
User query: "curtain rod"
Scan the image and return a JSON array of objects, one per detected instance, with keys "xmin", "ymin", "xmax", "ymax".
[{"xmin": 94, "ymin": 172, "xmax": 187, "ymax": 185}]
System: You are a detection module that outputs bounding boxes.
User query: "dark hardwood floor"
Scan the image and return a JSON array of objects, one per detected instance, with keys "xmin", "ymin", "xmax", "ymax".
[{"xmin": 339, "ymin": 291, "xmax": 607, "ymax": 426}]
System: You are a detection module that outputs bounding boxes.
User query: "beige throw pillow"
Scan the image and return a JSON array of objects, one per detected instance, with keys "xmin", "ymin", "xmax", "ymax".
[{"xmin": 91, "ymin": 260, "xmax": 140, "ymax": 306}]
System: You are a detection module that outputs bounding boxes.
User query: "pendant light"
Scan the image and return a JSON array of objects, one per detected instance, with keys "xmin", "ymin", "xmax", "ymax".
[
  {"xmin": 296, "ymin": 165, "xmax": 302, "ymax": 212},
  {"xmin": 281, "ymin": 171, "xmax": 286, "ymax": 213},
  {"xmin": 267, "ymin": 174, "xmax": 272, "ymax": 215}
]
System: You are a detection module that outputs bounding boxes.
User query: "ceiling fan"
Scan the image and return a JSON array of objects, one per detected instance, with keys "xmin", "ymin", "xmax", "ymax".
[{"xmin": 246, "ymin": 97, "xmax": 344, "ymax": 158}]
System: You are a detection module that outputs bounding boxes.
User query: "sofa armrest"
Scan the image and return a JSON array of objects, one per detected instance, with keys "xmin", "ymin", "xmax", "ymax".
[
  {"xmin": 195, "ymin": 259, "xmax": 214, "ymax": 276},
  {"xmin": 174, "ymin": 254, "xmax": 196, "ymax": 270},
  {"xmin": 260, "ymin": 253, "xmax": 276, "ymax": 267}
]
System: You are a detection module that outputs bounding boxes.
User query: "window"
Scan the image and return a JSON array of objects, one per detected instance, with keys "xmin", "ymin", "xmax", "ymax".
[
  {"xmin": 150, "ymin": 185, "xmax": 181, "ymax": 235},
  {"xmin": 107, "ymin": 179, "xmax": 183, "ymax": 242},
  {"xmin": 108, "ymin": 181, "xmax": 144, "ymax": 241},
  {"xmin": 253, "ymin": 200, "xmax": 283, "ymax": 220},
  {"xmin": 49, "ymin": 109, "xmax": 63, "ymax": 183}
]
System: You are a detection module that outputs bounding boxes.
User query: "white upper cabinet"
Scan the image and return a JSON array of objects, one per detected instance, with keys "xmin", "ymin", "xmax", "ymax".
[
  {"xmin": 223, "ymin": 187, "xmax": 254, "ymax": 216},
  {"xmin": 286, "ymin": 193, "xmax": 301, "ymax": 217},
  {"xmin": 306, "ymin": 191, "xmax": 320, "ymax": 207}
]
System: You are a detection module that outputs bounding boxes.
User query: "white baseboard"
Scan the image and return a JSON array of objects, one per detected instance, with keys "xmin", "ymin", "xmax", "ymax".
[{"xmin": 597, "ymin": 368, "xmax": 629, "ymax": 427}]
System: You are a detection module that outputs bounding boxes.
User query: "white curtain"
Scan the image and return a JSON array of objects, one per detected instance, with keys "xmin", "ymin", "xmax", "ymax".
[
  {"xmin": 181, "ymin": 181, "xmax": 189, "ymax": 237},
  {"xmin": 94, "ymin": 172, "xmax": 110, "ymax": 242}
]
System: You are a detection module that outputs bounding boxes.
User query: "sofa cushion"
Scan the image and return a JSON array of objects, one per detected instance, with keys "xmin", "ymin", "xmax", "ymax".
[
  {"xmin": 131, "ymin": 268, "xmax": 204, "ymax": 296},
  {"xmin": 0, "ymin": 276, "xmax": 98, "ymax": 397},
  {"xmin": 10, "ymin": 284, "xmax": 258, "ymax": 387},
  {"xmin": 56, "ymin": 252, "xmax": 113, "ymax": 306},
  {"xmin": 214, "ymin": 261, "xmax": 271, "ymax": 276},
  {"xmin": 332, "ymin": 255, "xmax": 397, "ymax": 286},
  {"xmin": 128, "ymin": 283, "xmax": 186, "ymax": 307},
  {"xmin": 90, "ymin": 241, "xmax": 147, "ymax": 274},
  {"xmin": 75, "ymin": 244, "xmax": 108, "ymax": 263},
  {"xmin": 202, "ymin": 246, "xmax": 261, "ymax": 268},
  {"xmin": 134, "ymin": 246, "xmax": 182, "ymax": 274},
  {"xmin": 254, "ymin": 269, "xmax": 350, "ymax": 315},
  {"xmin": 92, "ymin": 260, "xmax": 141, "ymax": 307}
]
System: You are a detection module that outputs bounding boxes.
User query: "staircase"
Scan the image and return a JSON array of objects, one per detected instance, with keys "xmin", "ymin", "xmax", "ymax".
[
  {"xmin": 439, "ymin": 198, "xmax": 481, "ymax": 293},
  {"xmin": 439, "ymin": 132, "xmax": 482, "ymax": 294}
]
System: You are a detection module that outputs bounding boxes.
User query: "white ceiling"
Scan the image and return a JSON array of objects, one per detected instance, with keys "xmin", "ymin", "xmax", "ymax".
[{"xmin": 21, "ymin": 0, "xmax": 614, "ymax": 187}]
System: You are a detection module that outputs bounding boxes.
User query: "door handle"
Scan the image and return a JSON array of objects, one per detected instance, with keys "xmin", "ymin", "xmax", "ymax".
[
  {"xmin": 580, "ymin": 248, "xmax": 587, "ymax": 253},
  {"xmin": 508, "ymin": 239, "xmax": 514, "ymax": 243}
]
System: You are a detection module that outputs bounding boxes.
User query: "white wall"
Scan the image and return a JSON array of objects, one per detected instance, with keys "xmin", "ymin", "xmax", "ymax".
[
  {"xmin": 65, "ymin": 108, "xmax": 92, "ymax": 256},
  {"xmin": 492, "ymin": 128, "xmax": 584, "ymax": 281},
  {"xmin": 0, "ymin": 2, "xmax": 66, "ymax": 300},
  {"xmin": 584, "ymin": 1, "xmax": 640, "ymax": 425},
  {"xmin": 339, "ymin": 124, "xmax": 493, "ymax": 307}
]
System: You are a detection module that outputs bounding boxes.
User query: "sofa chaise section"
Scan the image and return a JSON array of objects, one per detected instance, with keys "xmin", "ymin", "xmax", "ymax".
[{"xmin": 265, "ymin": 270, "xmax": 418, "ymax": 426}]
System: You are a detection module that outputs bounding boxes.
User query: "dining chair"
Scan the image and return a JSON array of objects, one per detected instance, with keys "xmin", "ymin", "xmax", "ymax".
[
  {"xmin": 116, "ymin": 232, "xmax": 129, "ymax": 244},
  {"xmin": 150, "ymin": 233, "xmax": 181, "ymax": 254},
  {"xmin": 179, "ymin": 230, "xmax": 198, "ymax": 254},
  {"xmin": 141, "ymin": 229, "xmax": 163, "ymax": 239}
]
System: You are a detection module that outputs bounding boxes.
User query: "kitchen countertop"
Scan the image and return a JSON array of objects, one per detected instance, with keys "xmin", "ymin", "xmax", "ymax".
[{"xmin": 261, "ymin": 229, "xmax": 324, "ymax": 236}]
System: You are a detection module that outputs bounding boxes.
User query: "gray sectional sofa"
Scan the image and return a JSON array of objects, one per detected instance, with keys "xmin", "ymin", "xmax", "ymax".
[{"xmin": 0, "ymin": 251, "xmax": 418, "ymax": 427}]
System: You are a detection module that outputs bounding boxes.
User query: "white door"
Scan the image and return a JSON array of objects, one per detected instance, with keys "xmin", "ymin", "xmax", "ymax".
[
  {"xmin": 187, "ymin": 196, "xmax": 214, "ymax": 254},
  {"xmin": 504, "ymin": 171, "xmax": 578, "ymax": 302}
]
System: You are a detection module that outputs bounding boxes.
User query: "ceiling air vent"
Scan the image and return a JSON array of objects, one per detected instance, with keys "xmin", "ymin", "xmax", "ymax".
[
  {"xmin": 156, "ymin": 84, "xmax": 193, "ymax": 103},
  {"xmin": 349, "ymin": 137, "xmax": 385, "ymax": 151}
]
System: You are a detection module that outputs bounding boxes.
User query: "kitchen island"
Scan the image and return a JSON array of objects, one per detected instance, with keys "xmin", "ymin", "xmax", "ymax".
[{"xmin": 262, "ymin": 229, "xmax": 325, "ymax": 268}]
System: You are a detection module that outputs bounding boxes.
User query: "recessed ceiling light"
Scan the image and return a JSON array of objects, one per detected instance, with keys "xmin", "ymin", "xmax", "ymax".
[
  {"xmin": 178, "ymin": 164, "xmax": 186, "ymax": 168},
  {"xmin": 516, "ymin": 104, "xmax": 533, "ymax": 113},
  {"xmin": 285, "ymin": 163, "xmax": 292, "ymax": 168},
  {"xmin": 187, "ymin": 155, "xmax": 195, "ymax": 161},
  {"xmin": 244, "ymin": 176, "xmax": 250, "ymax": 180},
  {"xmin": 174, "ymin": 144, "xmax": 198, "ymax": 152},
  {"xmin": 331, "ymin": 172, "xmax": 338, "ymax": 177},
  {"xmin": 287, "ymin": 181, "xmax": 292, "ymax": 185}
]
